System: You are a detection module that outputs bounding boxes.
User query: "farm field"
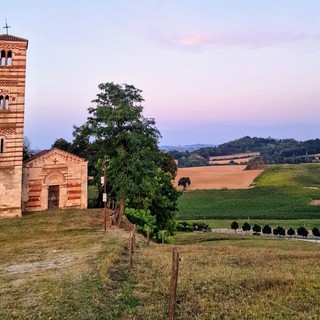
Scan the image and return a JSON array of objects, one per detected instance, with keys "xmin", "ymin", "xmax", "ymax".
[
  {"xmin": 178, "ymin": 164, "xmax": 320, "ymax": 220},
  {"xmin": 174, "ymin": 165, "xmax": 264, "ymax": 190},
  {"xmin": 1, "ymin": 210, "xmax": 320, "ymax": 319}
]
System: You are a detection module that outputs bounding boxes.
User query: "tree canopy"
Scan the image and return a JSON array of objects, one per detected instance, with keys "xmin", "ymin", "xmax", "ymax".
[{"xmin": 53, "ymin": 82, "xmax": 180, "ymax": 233}]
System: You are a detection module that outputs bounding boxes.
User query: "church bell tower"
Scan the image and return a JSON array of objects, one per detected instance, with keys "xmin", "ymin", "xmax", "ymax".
[{"xmin": 0, "ymin": 26, "xmax": 28, "ymax": 218}]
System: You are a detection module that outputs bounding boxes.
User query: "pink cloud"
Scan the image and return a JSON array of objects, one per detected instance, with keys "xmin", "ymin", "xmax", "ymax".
[{"xmin": 161, "ymin": 31, "xmax": 309, "ymax": 50}]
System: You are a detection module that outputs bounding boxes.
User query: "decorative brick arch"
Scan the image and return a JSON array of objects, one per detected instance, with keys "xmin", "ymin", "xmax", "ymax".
[
  {"xmin": 44, "ymin": 171, "xmax": 66, "ymax": 186},
  {"xmin": 42, "ymin": 171, "xmax": 67, "ymax": 210}
]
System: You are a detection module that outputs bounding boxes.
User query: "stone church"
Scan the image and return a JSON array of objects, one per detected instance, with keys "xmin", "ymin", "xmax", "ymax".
[{"xmin": 0, "ymin": 32, "xmax": 87, "ymax": 218}]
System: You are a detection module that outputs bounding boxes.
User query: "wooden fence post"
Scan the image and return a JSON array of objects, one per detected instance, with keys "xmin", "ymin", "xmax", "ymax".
[
  {"xmin": 132, "ymin": 224, "xmax": 136, "ymax": 252},
  {"xmin": 129, "ymin": 231, "xmax": 133, "ymax": 272},
  {"xmin": 168, "ymin": 247, "xmax": 179, "ymax": 320}
]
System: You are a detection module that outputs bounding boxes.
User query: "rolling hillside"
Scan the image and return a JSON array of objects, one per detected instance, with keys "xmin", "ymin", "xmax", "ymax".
[{"xmin": 178, "ymin": 164, "xmax": 320, "ymax": 220}]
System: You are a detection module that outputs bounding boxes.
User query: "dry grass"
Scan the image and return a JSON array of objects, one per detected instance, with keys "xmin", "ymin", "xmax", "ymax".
[
  {"xmin": 128, "ymin": 234, "xmax": 320, "ymax": 319},
  {"xmin": 174, "ymin": 165, "xmax": 264, "ymax": 190},
  {"xmin": 1, "ymin": 211, "xmax": 320, "ymax": 319},
  {"xmin": 0, "ymin": 209, "xmax": 130, "ymax": 320}
]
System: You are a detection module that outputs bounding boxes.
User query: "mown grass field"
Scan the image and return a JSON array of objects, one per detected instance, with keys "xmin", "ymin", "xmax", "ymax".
[
  {"xmin": 178, "ymin": 164, "xmax": 320, "ymax": 220},
  {"xmin": 1, "ymin": 211, "xmax": 320, "ymax": 319}
]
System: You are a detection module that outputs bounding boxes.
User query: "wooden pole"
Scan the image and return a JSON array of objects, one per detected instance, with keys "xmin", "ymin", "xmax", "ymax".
[
  {"xmin": 103, "ymin": 164, "xmax": 107, "ymax": 232},
  {"xmin": 168, "ymin": 247, "xmax": 179, "ymax": 320},
  {"xmin": 147, "ymin": 229, "xmax": 150, "ymax": 245},
  {"xmin": 132, "ymin": 224, "xmax": 136, "ymax": 252},
  {"xmin": 129, "ymin": 231, "xmax": 133, "ymax": 271}
]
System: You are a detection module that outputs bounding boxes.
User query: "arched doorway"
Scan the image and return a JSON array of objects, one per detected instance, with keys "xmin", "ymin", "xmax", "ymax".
[{"xmin": 44, "ymin": 171, "xmax": 66, "ymax": 210}]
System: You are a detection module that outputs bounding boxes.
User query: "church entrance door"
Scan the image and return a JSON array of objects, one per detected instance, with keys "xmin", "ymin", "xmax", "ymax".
[{"xmin": 48, "ymin": 185, "xmax": 59, "ymax": 209}]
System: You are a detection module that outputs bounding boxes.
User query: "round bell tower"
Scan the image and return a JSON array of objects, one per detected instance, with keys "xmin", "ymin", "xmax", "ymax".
[{"xmin": 0, "ymin": 29, "xmax": 28, "ymax": 218}]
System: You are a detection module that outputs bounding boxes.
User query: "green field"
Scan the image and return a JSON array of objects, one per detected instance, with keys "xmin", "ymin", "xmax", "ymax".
[{"xmin": 178, "ymin": 164, "xmax": 320, "ymax": 220}]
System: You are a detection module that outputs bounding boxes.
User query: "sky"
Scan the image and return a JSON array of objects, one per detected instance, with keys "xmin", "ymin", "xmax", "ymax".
[{"xmin": 3, "ymin": 0, "xmax": 320, "ymax": 149}]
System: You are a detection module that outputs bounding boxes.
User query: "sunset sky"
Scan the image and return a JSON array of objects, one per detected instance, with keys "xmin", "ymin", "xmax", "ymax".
[{"xmin": 4, "ymin": 0, "xmax": 320, "ymax": 149}]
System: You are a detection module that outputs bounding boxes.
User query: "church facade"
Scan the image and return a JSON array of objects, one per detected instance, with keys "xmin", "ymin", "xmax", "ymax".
[
  {"xmin": 0, "ymin": 33, "xmax": 88, "ymax": 218},
  {"xmin": 22, "ymin": 148, "xmax": 88, "ymax": 212}
]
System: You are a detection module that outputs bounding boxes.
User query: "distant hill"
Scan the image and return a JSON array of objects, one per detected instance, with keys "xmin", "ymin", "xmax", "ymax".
[
  {"xmin": 160, "ymin": 144, "xmax": 216, "ymax": 152},
  {"xmin": 168, "ymin": 136, "xmax": 320, "ymax": 167}
]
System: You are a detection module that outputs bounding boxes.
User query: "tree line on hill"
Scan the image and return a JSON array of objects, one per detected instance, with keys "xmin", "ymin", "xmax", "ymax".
[{"xmin": 169, "ymin": 136, "xmax": 320, "ymax": 167}]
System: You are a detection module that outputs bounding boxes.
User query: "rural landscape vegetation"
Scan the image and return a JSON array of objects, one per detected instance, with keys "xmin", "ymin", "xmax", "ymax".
[{"xmin": 2, "ymin": 81, "xmax": 320, "ymax": 319}]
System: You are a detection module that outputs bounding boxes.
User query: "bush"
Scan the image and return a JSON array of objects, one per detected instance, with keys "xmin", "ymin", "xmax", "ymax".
[
  {"xmin": 177, "ymin": 221, "xmax": 193, "ymax": 232},
  {"xmin": 287, "ymin": 227, "xmax": 295, "ymax": 237},
  {"xmin": 153, "ymin": 230, "xmax": 174, "ymax": 244},
  {"xmin": 242, "ymin": 222, "xmax": 251, "ymax": 234},
  {"xmin": 272, "ymin": 226, "xmax": 285, "ymax": 236},
  {"xmin": 252, "ymin": 224, "xmax": 261, "ymax": 235},
  {"xmin": 262, "ymin": 224, "xmax": 272, "ymax": 235},
  {"xmin": 312, "ymin": 227, "xmax": 320, "ymax": 237},
  {"xmin": 297, "ymin": 226, "xmax": 309, "ymax": 237},
  {"xmin": 192, "ymin": 221, "xmax": 209, "ymax": 231},
  {"xmin": 125, "ymin": 208, "xmax": 156, "ymax": 230}
]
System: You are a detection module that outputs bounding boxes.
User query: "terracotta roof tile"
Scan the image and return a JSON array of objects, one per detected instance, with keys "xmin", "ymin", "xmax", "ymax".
[{"xmin": 0, "ymin": 34, "xmax": 28, "ymax": 42}]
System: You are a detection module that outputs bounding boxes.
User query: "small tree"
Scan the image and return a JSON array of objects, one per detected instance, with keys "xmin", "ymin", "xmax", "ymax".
[
  {"xmin": 252, "ymin": 224, "xmax": 261, "ymax": 235},
  {"xmin": 262, "ymin": 224, "xmax": 272, "ymax": 235},
  {"xmin": 287, "ymin": 227, "xmax": 295, "ymax": 237},
  {"xmin": 312, "ymin": 227, "xmax": 320, "ymax": 237},
  {"xmin": 273, "ymin": 227, "xmax": 279, "ymax": 236},
  {"xmin": 178, "ymin": 177, "xmax": 191, "ymax": 190},
  {"xmin": 274, "ymin": 226, "xmax": 285, "ymax": 236},
  {"xmin": 242, "ymin": 222, "xmax": 251, "ymax": 234},
  {"xmin": 231, "ymin": 221, "xmax": 239, "ymax": 234},
  {"xmin": 297, "ymin": 226, "xmax": 308, "ymax": 238}
]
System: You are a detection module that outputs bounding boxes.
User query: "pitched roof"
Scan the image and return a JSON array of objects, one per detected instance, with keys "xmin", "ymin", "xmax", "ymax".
[
  {"xmin": 0, "ymin": 34, "xmax": 28, "ymax": 48},
  {"xmin": 24, "ymin": 148, "xmax": 87, "ymax": 164}
]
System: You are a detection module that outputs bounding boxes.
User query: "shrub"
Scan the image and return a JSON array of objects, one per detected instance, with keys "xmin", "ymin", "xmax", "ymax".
[
  {"xmin": 277, "ymin": 226, "xmax": 286, "ymax": 236},
  {"xmin": 177, "ymin": 221, "xmax": 193, "ymax": 232},
  {"xmin": 287, "ymin": 227, "xmax": 295, "ymax": 237},
  {"xmin": 125, "ymin": 208, "xmax": 156, "ymax": 230},
  {"xmin": 153, "ymin": 230, "xmax": 174, "ymax": 244},
  {"xmin": 262, "ymin": 224, "xmax": 272, "ymax": 235},
  {"xmin": 312, "ymin": 227, "xmax": 320, "ymax": 237},
  {"xmin": 297, "ymin": 226, "xmax": 309, "ymax": 237},
  {"xmin": 252, "ymin": 224, "xmax": 261, "ymax": 235},
  {"xmin": 192, "ymin": 221, "xmax": 209, "ymax": 231},
  {"xmin": 242, "ymin": 222, "xmax": 251, "ymax": 234}
]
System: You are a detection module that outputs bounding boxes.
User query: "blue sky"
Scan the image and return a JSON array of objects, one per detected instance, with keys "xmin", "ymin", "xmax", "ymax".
[{"xmin": 4, "ymin": 0, "xmax": 320, "ymax": 149}]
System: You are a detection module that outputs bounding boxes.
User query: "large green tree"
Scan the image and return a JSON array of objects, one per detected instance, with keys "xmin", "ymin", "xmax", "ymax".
[{"xmin": 79, "ymin": 82, "xmax": 180, "ymax": 229}]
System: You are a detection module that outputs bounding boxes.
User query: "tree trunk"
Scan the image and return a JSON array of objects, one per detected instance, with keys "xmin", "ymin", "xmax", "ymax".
[{"xmin": 117, "ymin": 194, "xmax": 125, "ymax": 226}]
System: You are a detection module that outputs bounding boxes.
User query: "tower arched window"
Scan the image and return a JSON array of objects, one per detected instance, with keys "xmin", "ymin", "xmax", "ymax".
[
  {"xmin": 0, "ymin": 95, "xmax": 3, "ymax": 109},
  {"xmin": 0, "ymin": 138, "xmax": 4, "ymax": 153},
  {"xmin": 0, "ymin": 50, "xmax": 5, "ymax": 65},
  {"xmin": 7, "ymin": 51, "xmax": 12, "ymax": 66},
  {"xmin": 5, "ymin": 95, "xmax": 9, "ymax": 109}
]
